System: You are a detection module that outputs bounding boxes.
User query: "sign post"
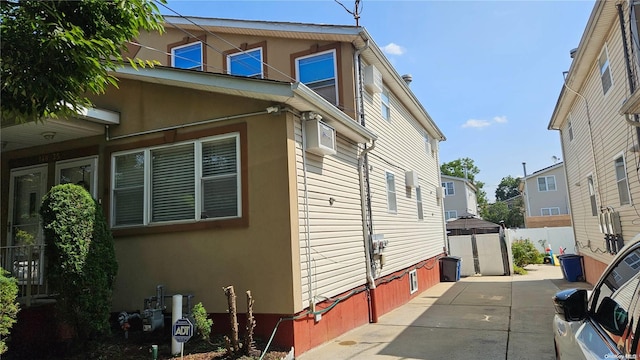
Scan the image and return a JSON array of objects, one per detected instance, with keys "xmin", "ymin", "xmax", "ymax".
[{"xmin": 172, "ymin": 318, "xmax": 193, "ymax": 359}]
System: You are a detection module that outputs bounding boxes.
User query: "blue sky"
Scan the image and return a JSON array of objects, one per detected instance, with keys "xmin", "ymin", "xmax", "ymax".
[{"xmin": 161, "ymin": 0, "xmax": 595, "ymax": 201}]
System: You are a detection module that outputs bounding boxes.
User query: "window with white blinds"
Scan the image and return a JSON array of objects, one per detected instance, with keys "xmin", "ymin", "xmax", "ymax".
[{"xmin": 111, "ymin": 133, "xmax": 240, "ymax": 227}]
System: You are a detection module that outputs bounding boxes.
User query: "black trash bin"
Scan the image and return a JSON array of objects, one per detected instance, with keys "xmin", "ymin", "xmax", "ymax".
[
  {"xmin": 440, "ymin": 256, "xmax": 461, "ymax": 282},
  {"xmin": 558, "ymin": 254, "xmax": 585, "ymax": 282}
]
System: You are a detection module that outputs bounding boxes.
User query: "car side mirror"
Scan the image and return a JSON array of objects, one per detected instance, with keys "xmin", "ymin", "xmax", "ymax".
[
  {"xmin": 553, "ymin": 288, "xmax": 587, "ymax": 322},
  {"xmin": 594, "ymin": 296, "xmax": 628, "ymax": 337}
]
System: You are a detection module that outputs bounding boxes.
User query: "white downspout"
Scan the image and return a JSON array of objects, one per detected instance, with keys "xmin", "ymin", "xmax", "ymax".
[{"xmin": 300, "ymin": 118, "xmax": 314, "ymax": 311}]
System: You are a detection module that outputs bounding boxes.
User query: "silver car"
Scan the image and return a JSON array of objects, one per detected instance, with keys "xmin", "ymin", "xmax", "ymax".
[{"xmin": 553, "ymin": 235, "xmax": 640, "ymax": 359}]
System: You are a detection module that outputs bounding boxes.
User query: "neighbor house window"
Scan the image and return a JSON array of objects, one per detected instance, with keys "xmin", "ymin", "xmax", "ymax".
[
  {"xmin": 442, "ymin": 181, "xmax": 455, "ymax": 196},
  {"xmin": 588, "ymin": 175, "xmax": 597, "ymax": 216},
  {"xmin": 598, "ymin": 46, "xmax": 613, "ymax": 94},
  {"xmin": 445, "ymin": 210, "xmax": 457, "ymax": 220},
  {"xmin": 541, "ymin": 207, "xmax": 560, "ymax": 216},
  {"xmin": 381, "ymin": 88, "xmax": 390, "ymax": 121},
  {"xmin": 615, "ymin": 155, "xmax": 631, "ymax": 205},
  {"xmin": 386, "ymin": 171, "xmax": 397, "ymax": 213},
  {"xmin": 416, "ymin": 186, "xmax": 424, "ymax": 220},
  {"xmin": 171, "ymin": 42, "xmax": 204, "ymax": 71},
  {"xmin": 296, "ymin": 50, "xmax": 338, "ymax": 105},
  {"xmin": 568, "ymin": 120, "xmax": 574, "ymax": 141},
  {"xmin": 111, "ymin": 133, "xmax": 240, "ymax": 227},
  {"xmin": 537, "ymin": 176, "xmax": 556, "ymax": 192},
  {"xmin": 227, "ymin": 47, "xmax": 263, "ymax": 78},
  {"xmin": 424, "ymin": 131, "xmax": 431, "ymax": 154}
]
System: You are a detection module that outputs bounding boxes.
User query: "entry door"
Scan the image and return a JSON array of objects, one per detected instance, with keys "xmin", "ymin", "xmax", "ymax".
[{"xmin": 7, "ymin": 165, "xmax": 48, "ymax": 283}]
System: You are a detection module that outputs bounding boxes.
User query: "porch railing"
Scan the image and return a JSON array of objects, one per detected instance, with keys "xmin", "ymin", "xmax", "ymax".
[{"xmin": 0, "ymin": 244, "xmax": 49, "ymax": 307}]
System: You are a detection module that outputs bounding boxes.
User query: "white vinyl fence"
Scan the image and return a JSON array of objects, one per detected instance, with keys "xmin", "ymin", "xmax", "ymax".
[{"xmin": 507, "ymin": 227, "xmax": 576, "ymax": 255}]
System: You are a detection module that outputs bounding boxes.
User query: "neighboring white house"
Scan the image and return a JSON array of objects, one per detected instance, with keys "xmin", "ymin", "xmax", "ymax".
[
  {"xmin": 520, "ymin": 162, "xmax": 572, "ymax": 228},
  {"xmin": 548, "ymin": 1, "xmax": 640, "ymax": 284},
  {"xmin": 441, "ymin": 174, "xmax": 478, "ymax": 220}
]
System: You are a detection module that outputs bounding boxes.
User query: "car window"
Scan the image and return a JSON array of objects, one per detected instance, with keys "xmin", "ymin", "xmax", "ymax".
[{"xmin": 591, "ymin": 247, "xmax": 640, "ymax": 351}]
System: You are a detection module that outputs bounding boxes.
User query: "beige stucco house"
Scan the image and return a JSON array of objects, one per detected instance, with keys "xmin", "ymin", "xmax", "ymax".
[
  {"xmin": 1, "ymin": 16, "xmax": 447, "ymax": 355},
  {"xmin": 520, "ymin": 162, "xmax": 571, "ymax": 228},
  {"xmin": 441, "ymin": 174, "xmax": 478, "ymax": 220},
  {"xmin": 548, "ymin": 1, "xmax": 640, "ymax": 284}
]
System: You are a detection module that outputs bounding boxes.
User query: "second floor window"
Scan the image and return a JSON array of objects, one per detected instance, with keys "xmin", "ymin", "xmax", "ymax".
[
  {"xmin": 615, "ymin": 155, "xmax": 631, "ymax": 205},
  {"xmin": 442, "ymin": 181, "xmax": 454, "ymax": 196},
  {"xmin": 386, "ymin": 171, "xmax": 397, "ymax": 213},
  {"xmin": 588, "ymin": 175, "xmax": 597, "ymax": 216},
  {"xmin": 537, "ymin": 176, "xmax": 556, "ymax": 192},
  {"xmin": 416, "ymin": 186, "xmax": 424, "ymax": 220},
  {"xmin": 172, "ymin": 42, "xmax": 203, "ymax": 71},
  {"xmin": 296, "ymin": 50, "xmax": 337, "ymax": 105},
  {"xmin": 381, "ymin": 88, "xmax": 390, "ymax": 120},
  {"xmin": 598, "ymin": 46, "xmax": 613, "ymax": 94},
  {"xmin": 227, "ymin": 48, "xmax": 263, "ymax": 78}
]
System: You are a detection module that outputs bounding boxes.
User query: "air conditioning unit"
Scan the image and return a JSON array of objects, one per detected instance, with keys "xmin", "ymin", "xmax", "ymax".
[
  {"xmin": 363, "ymin": 65, "xmax": 383, "ymax": 94},
  {"xmin": 436, "ymin": 186, "xmax": 444, "ymax": 200},
  {"xmin": 405, "ymin": 171, "xmax": 419, "ymax": 188},
  {"xmin": 430, "ymin": 138, "xmax": 438, "ymax": 153},
  {"xmin": 305, "ymin": 119, "xmax": 337, "ymax": 156}
]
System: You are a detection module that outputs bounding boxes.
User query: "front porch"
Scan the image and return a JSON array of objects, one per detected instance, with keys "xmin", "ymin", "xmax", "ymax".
[{"xmin": 1, "ymin": 244, "xmax": 53, "ymax": 307}]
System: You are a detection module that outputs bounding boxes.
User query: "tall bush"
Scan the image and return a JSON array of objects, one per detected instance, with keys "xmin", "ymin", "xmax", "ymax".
[
  {"xmin": 40, "ymin": 184, "xmax": 118, "ymax": 340},
  {"xmin": 0, "ymin": 270, "xmax": 19, "ymax": 354}
]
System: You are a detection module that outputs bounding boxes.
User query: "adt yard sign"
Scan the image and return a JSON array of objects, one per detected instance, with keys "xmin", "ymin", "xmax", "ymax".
[{"xmin": 172, "ymin": 318, "xmax": 193, "ymax": 343}]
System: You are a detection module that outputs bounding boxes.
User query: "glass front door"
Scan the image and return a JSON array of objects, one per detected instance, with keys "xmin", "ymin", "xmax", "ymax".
[{"xmin": 7, "ymin": 165, "xmax": 48, "ymax": 283}]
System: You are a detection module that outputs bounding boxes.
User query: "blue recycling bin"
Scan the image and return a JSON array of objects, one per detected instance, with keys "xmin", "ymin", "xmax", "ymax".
[
  {"xmin": 440, "ymin": 256, "xmax": 461, "ymax": 282},
  {"xmin": 558, "ymin": 254, "xmax": 584, "ymax": 282}
]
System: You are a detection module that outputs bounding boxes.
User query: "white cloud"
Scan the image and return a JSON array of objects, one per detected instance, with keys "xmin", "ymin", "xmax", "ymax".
[
  {"xmin": 493, "ymin": 115, "xmax": 508, "ymax": 123},
  {"xmin": 462, "ymin": 119, "xmax": 491, "ymax": 128},
  {"xmin": 382, "ymin": 43, "xmax": 405, "ymax": 56}
]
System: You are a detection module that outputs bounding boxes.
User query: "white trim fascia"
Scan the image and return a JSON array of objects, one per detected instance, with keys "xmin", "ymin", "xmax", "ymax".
[{"xmin": 77, "ymin": 106, "xmax": 120, "ymax": 125}]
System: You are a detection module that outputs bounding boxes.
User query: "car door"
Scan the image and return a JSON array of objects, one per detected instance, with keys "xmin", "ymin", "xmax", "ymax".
[{"xmin": 582, "ymin": 245, "xmax": 640, "ymax": 358}]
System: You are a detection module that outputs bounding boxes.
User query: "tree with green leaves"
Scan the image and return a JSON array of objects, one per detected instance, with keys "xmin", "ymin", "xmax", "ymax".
[
  {"xmin": 1, "ymin": 0, "xmax": 165, "ymax": 124},
  {"xmin": 482, "ymin": 197, "xmax": 524, "ymax": 228},
  {"xmin": 495, "ymin": 175, "xmax": 521, "ymax": 201},
  {"xmin": 440, "ymin": 157, "xmax": 488, "ymax": 210}
]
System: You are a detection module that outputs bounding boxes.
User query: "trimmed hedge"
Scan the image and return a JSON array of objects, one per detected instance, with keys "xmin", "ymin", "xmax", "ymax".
[{"xmin": 0, "ymin": 270, "xmax": 19, "ymax": 354}]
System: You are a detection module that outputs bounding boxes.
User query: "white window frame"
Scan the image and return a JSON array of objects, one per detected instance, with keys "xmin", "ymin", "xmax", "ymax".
[
  {"xmin": 385, "ymin": 170, "xmax": 397, "ymax": 214},
  {"xmin": 55, "ymin": 156, "xmax": 99, "ymax": 199},
  {"xmin": 445, "ymin": 210, "xmax": 458, "ymax": 220},
  {"xmin": 541, "ymin": 207, "xmax": 560, "ymax": 216},
  {"xmin": 381, "ymin": 88, "xmax": 391, "ymax": 121},
  {"xmin": 171, "ymin": 41, "xmax": 204, "ymax": 71},
  {"xmin": 442, "ymin": 181, "xmax": 455, "ymax": 196},
  {"xmin": 614, "ymin": 153, "xmax": 631, "ymax": 206},
  {"xmin": 537, "ymin": 176, "xmax": 556, "ymax": 192},
  {"xmin": 587, "ymin": 174, "xmax": 598, "ymax": 216},
  {"xmin": 424, "ymin": 131, "xmax": 431, "ymax": 154},
  {"xmin": 295, "ymin": 49, "xmax": 338, "ymax": 105},
  {"xmin": 409, "ymin": 269, "xmax": 418, "ymax": 294},
  {"xmin": 110, "ymin": 133, "xmax": 241, "ymax": 228},
  {"xmin": 598, "ymin": 45, "xmax": 613, "ymax": 95},
  {"xmin": 416, "ymin": 186, "xmax": 424, "ymax": 220},
  {"xmin": 227, "ymin": 47, "xmax": 263, "ymax": 78}
]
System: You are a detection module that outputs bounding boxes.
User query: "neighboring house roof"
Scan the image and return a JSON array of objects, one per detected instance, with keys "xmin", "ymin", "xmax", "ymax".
[
  {"xmin": 441, "ymin": 174, "xmax": 478, "ymax": 192},
  {"xmin": 114, "ymin": 65, "xmax": 377, "ymax": 143},
  {"xmin": 522, "ymin": 162, "xmax": 564, "ymax": 180},
  {"xmin": 548, "ymin": 1, "xmax": 614, "ymax": 129},
  {"xmin": 162, "ymin": 15, "xmax": 446, "ymax": 141}
]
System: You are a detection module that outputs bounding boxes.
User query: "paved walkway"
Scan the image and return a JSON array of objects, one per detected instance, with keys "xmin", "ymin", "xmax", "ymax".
[{"xmin": 297, "ymin": 264, "xmax": 592, "ymax": 360}]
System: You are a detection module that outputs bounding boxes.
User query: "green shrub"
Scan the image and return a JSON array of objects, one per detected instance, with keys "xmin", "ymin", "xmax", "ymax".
[
  {"xmin": 192, "ymin": 302, "xmax": 213, "ymax": 341},
  {"xmin": 513, "ymin": 265, "xmax": 528, "ymax": 275},
  {"xmin": 40, "ymin": 184, "xmax": 118, "ymax": 341},
  {"xmin": 0, "ymin": 270, "xmax": 19, "ymax": 354},
  {"xmin": 512, "ymin": 239, "xmax": 543, "ymax": 268}
]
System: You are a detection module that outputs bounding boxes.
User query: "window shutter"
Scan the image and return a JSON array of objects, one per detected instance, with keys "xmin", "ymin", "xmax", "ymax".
[
  {"xmin": 201, "ymin": 137, "xmax": 239, "ymax": 218},
  {"xmin": 151, "ymin": 144, "xmax": 195, "ymax": 222},
  {"xmin": 113, "ymin": 152, "xmax": 144, "ymax": 226}
]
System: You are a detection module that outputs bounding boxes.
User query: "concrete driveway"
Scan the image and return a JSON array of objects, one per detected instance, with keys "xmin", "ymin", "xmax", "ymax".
[{"xmin": 297, "ymin": 264, "xmax": 592, "ymax": 360}]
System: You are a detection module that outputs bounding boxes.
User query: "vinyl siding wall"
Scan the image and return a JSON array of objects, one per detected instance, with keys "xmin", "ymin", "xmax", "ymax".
[
  {"xmin": 295, "ymin": 119, "xmax": 367, "ymax": 307},
  {"xmin": 362, "ymin": 83, "xmax": 445, "ymax": 279},
  {"xmin": 560, "ymin": 16, "xmax": 640, "ymax": 269},
  {"xmin": 524, "ymin": 166, "xmax": 570, "ymax": 216}
]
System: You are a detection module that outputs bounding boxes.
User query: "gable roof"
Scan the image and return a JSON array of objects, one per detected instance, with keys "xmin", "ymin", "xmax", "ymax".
[
  {"xmin": 161, "ymin": 15, "xmax": 445, "ymax": 141},
  {"xmin": 523, "ymin": 162, "xmax": 564, "ymax": 180},
  {"xmin": 441, "ymin": 174, "xmax": 478, "ymax": 192}
]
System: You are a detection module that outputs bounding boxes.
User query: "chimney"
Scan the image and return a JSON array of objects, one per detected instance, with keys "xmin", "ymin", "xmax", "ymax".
[
  {"xmin": 522, "ymin": 162, "xmax": 527, "ymax": 177},
  {"xmin": 401, "ymin": 74, "xmax": 412, "ymax": 86}
]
